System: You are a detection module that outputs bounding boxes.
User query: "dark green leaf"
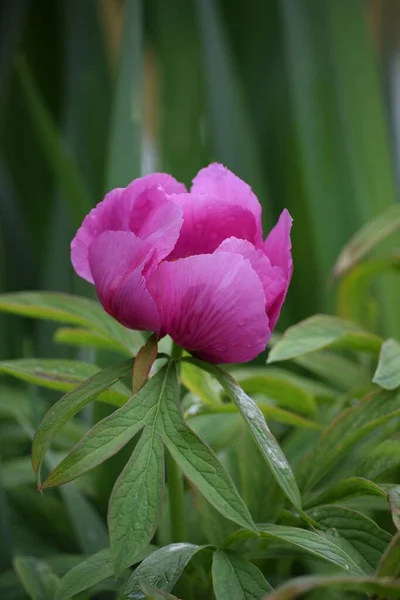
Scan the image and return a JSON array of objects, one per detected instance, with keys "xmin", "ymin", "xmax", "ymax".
[
  {"xmin": 125, "ymin": 543, "xmax": 206, "ymax": 598},
  {"xmin": 15, "ymin": 56, "xmax": 93, "ymax": 225},
  {"xmin": 356, "ymin": 439, "xmax": 400, "ymax": 481},
  {"xmin": 160, "ymin": 365, "xmax": 256, "ymax": 531},
  {"xmin": 109, "ymin": 428, "xmax": 164, "ymax": 574},
  {"xmin": 212, "ymin": 550, "xmax": 272, "ymax": 599},
  {"xmin": 373, "ymin": 338, "xmax": 400, "ymax": 390},
  {"xmin": 32, "ymin": 358, "xmax": 133, "ymax": 478},
  {"xmin": 237, "ymin": 375, "xmax": 316, "ymax": 416},
  {"xmin": 376, "ymin": 531, "xmax": 400, "ymax": 578},
  {"xmin": 189, "ymin": 359, "xmax": 301, "ymax": 509},
  {"xmin": 299, "ymin": 388, "xmax": 400, "ymax": 490}
]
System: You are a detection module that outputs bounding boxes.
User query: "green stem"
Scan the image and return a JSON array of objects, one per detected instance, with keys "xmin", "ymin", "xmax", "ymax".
[{"xmin": 166, "ymin": 449, "xmax": 188, "ymax": 542}]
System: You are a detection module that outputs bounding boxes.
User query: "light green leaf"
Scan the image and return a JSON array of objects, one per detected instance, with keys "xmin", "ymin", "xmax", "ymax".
[
  {"xmin": 334, "ymin": 204, "xmax": 400, "ymax": 277},
  {"xmin": 125, "ymin": 543, "xmax": 206, "ymax": 598},
  {"xmin": 308, "ymin": 505, "xmax": 391, "ymax": 572},
  {"xmin": 232, "ymin": 367, "xmax": 337, "ymax": 401},
  {"xmin": 181, "ymin": 361, "xmax": 221, "ymax": 405},
  {"xmin": 356, "ymin": 439, "xmax": 400, "ymax": 481},
  {"xmin": 41, "ymin": 365, "xmax": 169, "ymax": 488},
  {"xmin": 109, "ymin": 428, "xmax": 164, "ymax": 575},
  {"xmin": 54, "ymin": 327, "xmax": 130, "ymax": 355},
  {"xmin": 212, "ymin": 550, "xmax": 272, "ymax": 599},
  {"xmin": 389, "ymin": 486, "xmax": 400, "ymax": 531},
  {"xmin": 0, "ymin": 358, "xmax": 130, "ymax": 404},
  {"xmin": 186, "ymin": 403, "xmax": 321, "ymax": 431},
  {"xmin": 373, "ymin": 338, "xmax": 400, "ymax": 390},
  {"xmin": 106, "ymin": 0, "xmax": 142, "ymax": 189},
  {"xmin": 262, "ymin": 575, "xmax": 400, "ymax": 600},
  {"xmin": 267, "ymin": 315, "xmax": 381, "ymax": 364},
  {"xmin": 189, "ymin": 359, "xmax": 301, "ymax": 509},
  {"xmin": 140, "ymin": 582, "xmax": 178, "ymax": 600},
  {"xmin": 32, "ymin": 358, "xmax": 133, "ymax": 477},
  {"xmin": 160, "ymin": 366, "xmax": 256, "ymax": 531},
  {"xmin": 13, "ymin": 556, "xmax": 60, "ymax": 600},
  {"xmin": 0, "ymin": 291, "xmax": 142, "ymax": 354},
  {"xmin": 304, "ymin": 477, "xmax": 386, "ymax": 509},
  {"xmin": 293, "ymin": 350, "xmax": 371, "ymax": 391},
  {"xmin": 233, "ymin": 375, "xmax": 316, "ymax": 416},
  {"xmin": 299, "ymin": 388, "xmax": 400, "ymax": 490},
  {"xmin": 225, "ymin": 524, "xmax": 365, "ymax": 575}
]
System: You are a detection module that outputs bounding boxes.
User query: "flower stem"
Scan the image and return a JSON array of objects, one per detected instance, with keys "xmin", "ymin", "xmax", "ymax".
[
  {"xmin": 171, "ymin": 342, "xmax": 183, "ymax": 360},
  {"xmin": 166, "ymin": 449, "xmax": 187, "ymax": 542}
]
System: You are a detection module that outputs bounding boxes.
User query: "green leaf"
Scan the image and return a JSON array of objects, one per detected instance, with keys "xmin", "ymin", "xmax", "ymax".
[
  {"xmin": 267, "ymin": 315, "xmax": 381, "ymax": 364},
  {"xmin": 54, "ymin": 546, "xmax": 154, "ymax": 600},
  {"xmin": 181, "ymin": 361, "xmax": 221, "ymax": 405},
  {"xmin": 389, "ymin": 486, "xmax": 400, "ymax": 531},
  {"xmin": 334, "ymin": 204, "xmax": 400, "ymax": 277},
  {"xmin": 0, "ymin": 358, "xmax": 130, "ymax": 403},
  {"xmin": 373, "ymin": 338, "xmax": 400, "ymax": 390},
  {"xmin": 14, "ymin": 55, "xmax": 93, "ymax": 225},
  {"xmin": 292, "ymin": 350, "xmax": 370, "ymax": 392},
  {"xmin": 356, "ymin": 439, "xmax": 400, "ymax": 481},
  {"xmin": 299, "ymin": 388, "xmax": 400, "ymax": 490},
  {"xmin": 194, "ymin": 0, "xmax": 269, "ymax": 227},
  {"xmin": 233, "ymin": 375, "xmax": 316, "ymax": 416},
  {"xmin": 376, "ymin": 531, "xmax": 400, "ymax": 579},
  {"xmin": 140, "ymin": 582, "xmax": 178, "ymax": 600},
  {"xmin": 13, "ymin": 556, "xmax": 60, "ymax": 600},
  {"xmin": 54, "ymin": 327, "xmax": 130, "ymax": 354},
  {"xmin": 41, "ymin": 365, "xmax": 169, "ymax": 488},
  {"xmin": 125, "ymin": 543, "xmax": 206, "ymax": 598},
  {"xmin": 225, "ymin": 524, "xmax": 365, "ymax": 575},
  {"xmin": 304, "ymin": 477, "xmax": 386, "ymax": 509},
  {"xmin": 133, "ymin": 335, "xmax": 158, "ymax": 394},
  {"xmin": 308, "ymin": 505, "xmax": 391, "ymax": 573},
  {"xmin": 212, "ymin": 550, "xmax": 272, "ymax": 599},
  {"xmin": 54, "ymin": 549, "xmax": 113, "ymax": 600},
  {"xmin": 262, "ymin": 575, "xmax": 400, "ymax": 600},
  {"xmin": 160, "ymin": 365, "xmax": 256, "ymax": 531},
  {"xmin": 32, "ymin": 358, "xmax": 133, "ymax": 478},
  {"xmin": 186, "ymin": 403, "xmax": 321, "ymax": 431},
  {"xmin": 189, "ymin": 359, "xmax": 301, "ymax": 509},
  {"xmin": 0, "ymin": 291, "xmax": 142, "ymax": 354},
  {"xmin": 106, "ymin": 0, "xmax": 142, "ymax": 189},
  {"xmin": 337, "ymin": 258, "xmax": 400, "ymax": 329},
  {"xmin": 109, "ymin": 428, "xmax": 164, "ymax": 575}
]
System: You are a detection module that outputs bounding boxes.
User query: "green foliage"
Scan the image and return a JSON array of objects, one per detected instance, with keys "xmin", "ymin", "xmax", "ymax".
[{"xmin": 1, "ymin": 1, "xmax": 400, "ymax": 598}]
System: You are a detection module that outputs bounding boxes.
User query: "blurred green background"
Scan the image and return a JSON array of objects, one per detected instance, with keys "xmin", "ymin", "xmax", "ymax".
[{"xmin": 1, "ymin": 0, "xmax": 399, "ymax": 358}]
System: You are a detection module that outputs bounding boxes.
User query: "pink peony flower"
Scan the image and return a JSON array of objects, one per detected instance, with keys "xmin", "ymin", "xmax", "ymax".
[{"xmin": 71, "ymin": 164, "xmax": 292, "ymax": 363}]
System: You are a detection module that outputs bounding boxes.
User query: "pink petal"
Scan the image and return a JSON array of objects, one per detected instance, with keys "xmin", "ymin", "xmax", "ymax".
[
  {"xmin": 215, "ymin": 237, "xmax": 286, "ymax": 329},
  {"xmin": 88, "ymin": 231, "xmax": 160, "ymax": 333},
  {"xmin": 167, "ymin": 193, "xmax": 258, "ymax": 260},
  {"xmin": 71, "ymin": 173, "xmax": 185, "ymax": 283},
  {"xmin": 147, "ymin": 253, "xmax": 270, "ymax": 363},
  {"xmin": 191, "ymin": 163, "xmax": 263, "ymax": 246},
  {"xmin": 263, "ymin": 209, "xmax": 293, "ymax": 328}
]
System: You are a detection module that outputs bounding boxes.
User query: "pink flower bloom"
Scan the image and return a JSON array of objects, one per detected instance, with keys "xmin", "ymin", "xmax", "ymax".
[{"xmin": 71, "ymin": 164, "xmax": 293, "ymax": 363}]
